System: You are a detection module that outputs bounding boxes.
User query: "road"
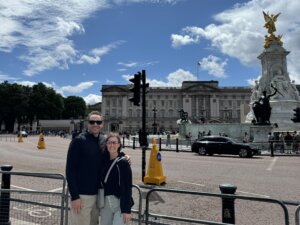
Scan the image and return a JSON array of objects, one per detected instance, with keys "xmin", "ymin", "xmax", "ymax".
[{"xmin": 1, "ymin": 135, "xmax": 300, "ymax": 225}]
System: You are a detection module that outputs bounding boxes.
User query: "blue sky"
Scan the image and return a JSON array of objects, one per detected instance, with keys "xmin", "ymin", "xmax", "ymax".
[{"xmin": 1, "ymin": 0, "xmax": 300, "ymax": 105}]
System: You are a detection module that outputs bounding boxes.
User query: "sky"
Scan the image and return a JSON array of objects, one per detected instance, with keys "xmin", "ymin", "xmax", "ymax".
[{"xmin": 1, "ymin": 0, "xmax": 300, "ymax": 105}]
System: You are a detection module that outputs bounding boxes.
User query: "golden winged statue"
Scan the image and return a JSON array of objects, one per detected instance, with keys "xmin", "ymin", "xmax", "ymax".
[{"xmin": 263, "ymin": 11, "xmax": 280, "ymax": 34}]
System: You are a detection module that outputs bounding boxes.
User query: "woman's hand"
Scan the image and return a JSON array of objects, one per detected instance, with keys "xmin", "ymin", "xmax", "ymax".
[
  {"xmin": 71, "ymin": 199, "xmax": 82, "ymax": 214},
  {"xmin": 125, "ymin": 154, "xmax": 131, "ymax": 165},
  {"xmin": 122, "ymin": 213, "xmax": 132, "ymax": 224}
]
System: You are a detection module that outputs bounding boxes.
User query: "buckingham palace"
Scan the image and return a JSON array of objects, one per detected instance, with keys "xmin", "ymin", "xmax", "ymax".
[{"xmin": 101, "ymin": 80, "xmax": 253, "ymax": 133}]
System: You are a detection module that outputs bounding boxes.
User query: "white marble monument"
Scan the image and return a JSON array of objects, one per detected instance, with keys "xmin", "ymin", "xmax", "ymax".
[{"xmin": 246, "ymin": 12, "xmax": 300, "ymax": 131}]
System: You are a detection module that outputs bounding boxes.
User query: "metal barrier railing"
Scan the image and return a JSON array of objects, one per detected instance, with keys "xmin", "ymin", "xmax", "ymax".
[
  {"xmin": 0, "ymin": 167, "xmax": 68, "ymax": 225},
  {"xmin": 0, "ymin": 135, "xmax": 16, "ymax": 142},
  {"xmin": 122, "ymin": 136, "xmax": 194, "ymax": 152},
  {"xmin": 129, "ymin": 185, "xmax": 143, "ymax": 225},
  {"xmin": 296, "ymin": 205, "xmax": 300, "ymax": 225},
  {"xmin": 144, "ymin": 187, "xmax": 291, "ymax": 225},
  {"xmin": 122, "ymin": 136, "xmax": 300, "ymax": 155},
  {"xmin": 1, "ymin": 167, "xmax": 299, "ymax": 225}
]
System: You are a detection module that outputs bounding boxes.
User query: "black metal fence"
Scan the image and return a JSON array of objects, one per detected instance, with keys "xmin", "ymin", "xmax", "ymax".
[
  {"xmin": 1, "ymin": 167, "xmax": 300, "ymax": 225},
  {"xmin": 121, "ymin": 135, "xmax": 300, "ymax": 157},
  {"xmin": 0, "ymin": 166, "xmax": 68, "ymax": 225}
]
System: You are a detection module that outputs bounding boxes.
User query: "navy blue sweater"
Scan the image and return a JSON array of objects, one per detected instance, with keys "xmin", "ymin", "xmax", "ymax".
[
  {"xmin": 66, "ymin": 132, "xmax": 107, "ymax": 200},
  {"xmin": 102, "ymin": 153, "xmax": 132, "ymax": 213}
]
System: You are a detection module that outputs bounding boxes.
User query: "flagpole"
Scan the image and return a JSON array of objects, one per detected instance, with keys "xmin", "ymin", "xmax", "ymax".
[{"xmin": 197, "ymin": 61, "xmax": 200, "ymax": 81}]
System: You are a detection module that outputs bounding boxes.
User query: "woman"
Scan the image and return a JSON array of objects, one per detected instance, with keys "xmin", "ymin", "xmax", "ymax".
[{"xmin": 101, "ymin": 133, "xmax": 132, "ymax": 225}]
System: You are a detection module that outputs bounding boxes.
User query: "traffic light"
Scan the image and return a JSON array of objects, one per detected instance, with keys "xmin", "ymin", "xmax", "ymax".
[
  {"xmin": 129, "ymin": 73, "xmax": 141, "ymax": 106},
  {"xmin": 291, "ymin": 107, "xmax": 300, "ymax": 123}
]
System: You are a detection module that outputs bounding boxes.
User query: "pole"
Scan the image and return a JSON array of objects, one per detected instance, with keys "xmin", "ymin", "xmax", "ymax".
[
  {"xmin": 141, "ymin": 70, "xmax": 147, "ymax": 182},
  {"xmin": 197, "ymin": 61, "xmax": 200, "ymax": 81},
  {"xmin": 219, "ymin": 183, "xmax": 237, "ymax": 224},
  {"xmin": 0, "ymin": 165, "xmax": 13, "ymax": 225}
]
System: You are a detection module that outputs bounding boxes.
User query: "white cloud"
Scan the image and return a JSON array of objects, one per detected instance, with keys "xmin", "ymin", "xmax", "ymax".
[
  {"xmin": 13, "ymin": 80, "xmax": 98, "ymax": 102},
  {"xmin": 171, "ymin": 0, "xmax": 300, "ymax": 80},
  {"xmin": 198, "ymin": 55, "xmax": 227, "ymax": 78},
  {"xmin": 83, "ymin": 94, "xmax": 102, "ymax": 105},
  {"xmin": 122, "ymin": 68, "xmax": 197, "ymax": 87},
  {"xmin": 59, "ymin": 81, "xmax": 97, "ymax": 94},
  {"xmin": 171, "ymin": 34, "xmax": 199, "ymax": 48},
  {"xmin": 111, "ymin": 0, "xmax": 179, "ymax": 5},
  {"xmin": 15, "ymin": 81, "xmax": 37, "ymax": 87},
  {"xmin": 0, "ymin": 71, "xmax": 19, "ymax": 81},
  {"xmin": 0, "ymin": 0, "xmax": 115, "ymax": 76},
  {"xmin": 117, "ymin": 62, "xmax": 138, "ymax": 68},
  {"xmin": 76, "ymin": 41, "xmax": 125, "ymax": 65}
]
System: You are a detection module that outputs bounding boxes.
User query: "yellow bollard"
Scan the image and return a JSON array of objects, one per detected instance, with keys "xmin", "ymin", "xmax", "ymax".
[
  {"xmin": 18, "ymin": 135, "xmax": 23, "ymax": 143},
  {"xmin": 144, "ymin": 138, "xmax": 166, "ymax": 185},
  {"xmin": 37, "ymin": 133, "xmax": 46, "ymax": 149}
]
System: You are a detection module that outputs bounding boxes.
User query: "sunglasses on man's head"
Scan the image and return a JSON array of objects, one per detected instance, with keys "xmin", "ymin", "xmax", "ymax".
[{"xmin": 88, "ymin": 120, "xmax": 103, "ymax": 125}]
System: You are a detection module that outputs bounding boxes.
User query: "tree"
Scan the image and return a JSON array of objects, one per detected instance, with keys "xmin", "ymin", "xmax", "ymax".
[
  {"xmin": 29, "ymin": 83, "xmax": 64, "ymax": 121},
  {"xmin": 0, "ymin": 82, "xmax": 30, "ymax": 132},
  {"xmin": 62, "ymin": 96, "xmax": 87, "ymax": 119}
]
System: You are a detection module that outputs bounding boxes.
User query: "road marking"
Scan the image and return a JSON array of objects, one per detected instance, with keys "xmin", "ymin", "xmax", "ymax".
[
  {"xmin": 11, "ymin": 185, "xmax": 36, "ymax": 191},
  {"xmin": 267, "ymin": 157, "xmax": 278, "ymax": 171},
  {"xmin": 177, "ymin": 180, "xmax": 205, "ymax": 187},
  {"xmin": 11, "ymin": 218, "xmax": 39, "ymax": 225},
  {"xmin": 237, "ymin": 190, "xmax": 270, "ymax": 198},
  {"xmin": 48, "ymin": 187, "xmax": 63, "ymax": 192}
]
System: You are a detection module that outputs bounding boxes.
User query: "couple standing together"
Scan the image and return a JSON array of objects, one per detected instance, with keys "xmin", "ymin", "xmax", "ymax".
[{"xmin": 66, "ymin": 111, "xmax": 132, "ymax": 225}]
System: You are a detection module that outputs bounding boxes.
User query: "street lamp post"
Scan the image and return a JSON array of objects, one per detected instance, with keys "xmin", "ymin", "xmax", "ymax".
[{"xmin": 152, "ymin": 106, "xmax": 158, "ymax": 134}]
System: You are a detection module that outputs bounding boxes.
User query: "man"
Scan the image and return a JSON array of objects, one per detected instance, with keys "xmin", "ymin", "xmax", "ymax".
[
  {"xmin": 66, "ymin": 111, "xmax": 106, "ymax": 225},
  {"xmin": 284, "ymin": 132, "xmax": 293, "ymax": 154}
]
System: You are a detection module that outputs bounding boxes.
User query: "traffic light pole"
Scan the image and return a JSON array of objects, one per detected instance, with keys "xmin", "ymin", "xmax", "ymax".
[{"xmin": 141, "ymin": 69, "xmax": 147, "ymax": 182}]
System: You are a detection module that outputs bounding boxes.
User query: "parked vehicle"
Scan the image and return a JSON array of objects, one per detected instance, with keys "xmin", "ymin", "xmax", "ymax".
[
  {"xmin": 20, "ymin": 131, "xmax": 28, "ymax": 137},
  {"xmin": 191, "ymin": 136, "xmax": 260, "ymax": 158}
]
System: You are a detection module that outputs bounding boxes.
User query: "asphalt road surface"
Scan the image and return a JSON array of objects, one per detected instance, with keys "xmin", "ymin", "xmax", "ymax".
[{"xmin": 1, "ymin": 135, "xmax": 300, "ymax": 225}]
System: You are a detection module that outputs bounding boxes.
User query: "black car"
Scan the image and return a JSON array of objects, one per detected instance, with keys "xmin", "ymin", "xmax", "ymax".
[{"xmin": 191, "ymin": 136, "xmax": 260, "ymax": 158}]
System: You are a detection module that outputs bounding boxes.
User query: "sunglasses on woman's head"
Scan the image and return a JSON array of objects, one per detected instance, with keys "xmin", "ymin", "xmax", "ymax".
[{"xmin": 88, "ymin": 120, "xmax": 103, "ymax": 125}]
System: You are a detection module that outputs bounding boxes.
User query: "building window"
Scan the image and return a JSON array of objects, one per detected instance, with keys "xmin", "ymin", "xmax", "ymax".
[
  {"xmin": 128, "ymin": 109, "xmax": 132, "ymax": 117},
  {"xmin": 112, "ymin": 98, "xmax": 117, "ymax": 107},
  {"xmin": 112, "ymin": 109, "xmax": 116, "ymax": 117},
  {"xmin": 161, "ymin": 100, "xmax": 164, "ymax": 106},
  {"xmin": 136, "ymin": 109, "xmax": 141, "ymax": 117}
]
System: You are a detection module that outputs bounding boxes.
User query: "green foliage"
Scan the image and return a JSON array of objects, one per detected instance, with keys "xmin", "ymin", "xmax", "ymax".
[
  {"xmin": 0, "ymin": 81, "xmax": 86, "ymax": 132},
  {"xmin": 62, "ymin": 96, "xmax": 87, "ymax": 119}
]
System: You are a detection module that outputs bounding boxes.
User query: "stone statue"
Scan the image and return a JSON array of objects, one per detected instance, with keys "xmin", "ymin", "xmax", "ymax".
[
  {"xmin": 178, "ymin": 109, "xmax": 188, "ymax": 123},
  {"xmin": 252, "ymin": 84, "xmax": 278, "ymax": 125},
  {"xmin": 263, "ymin": 11, "xmax": 280, "ymax": 34},
  {"xmin": 251, "ymin": 80, "xmax": 260, "ymax": 103}
]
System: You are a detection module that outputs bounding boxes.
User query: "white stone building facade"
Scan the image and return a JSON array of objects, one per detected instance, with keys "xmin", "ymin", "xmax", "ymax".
[{"xmin": 101, "ymin": 81, "xmax": 252, "ymax": 133}]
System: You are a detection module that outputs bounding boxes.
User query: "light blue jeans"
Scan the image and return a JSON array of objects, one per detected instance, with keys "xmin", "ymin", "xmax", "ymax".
[{"xmin": 100, "ymin": 195, "xmax": 125, "ymax": 225}]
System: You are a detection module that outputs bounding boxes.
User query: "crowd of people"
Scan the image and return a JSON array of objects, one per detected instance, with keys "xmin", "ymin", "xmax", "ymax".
[{"xmin": 268, "ymin": 131, "xmax": 300, "ymax": 154}]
